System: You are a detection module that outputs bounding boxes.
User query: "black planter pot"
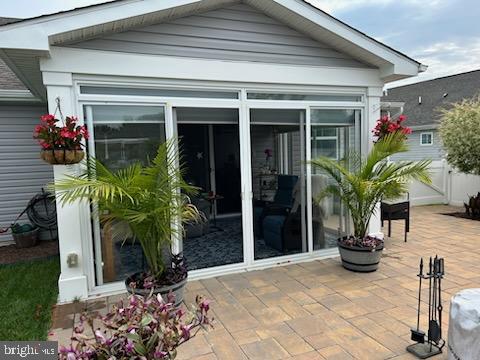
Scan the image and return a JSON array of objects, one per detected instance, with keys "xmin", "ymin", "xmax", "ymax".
[
  {"xmin": 338, "ymin": 237, "xmax": 384, "ymax": 272},
  {"xmin": 125, "ymin": 272, "xmax": 188, "ymax": 307}
]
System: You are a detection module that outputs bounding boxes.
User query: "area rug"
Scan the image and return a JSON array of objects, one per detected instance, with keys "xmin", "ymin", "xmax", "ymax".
[{"xmin": 113, "ymin": 216, "xmax": 339, "ymax": 276}]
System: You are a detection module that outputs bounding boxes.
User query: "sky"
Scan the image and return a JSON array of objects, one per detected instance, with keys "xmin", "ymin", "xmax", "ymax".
[{"xmin": 1, "ymin": 0, "xmax": 478, "ymax": 88}]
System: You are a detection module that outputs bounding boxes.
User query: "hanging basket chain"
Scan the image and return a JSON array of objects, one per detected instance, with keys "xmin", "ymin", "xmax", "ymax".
[{"xmin": 53, "ymin": 96, "xmax": 66, "ymax": 126}]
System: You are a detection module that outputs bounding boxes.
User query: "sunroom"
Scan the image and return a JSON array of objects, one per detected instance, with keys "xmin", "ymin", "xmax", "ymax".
[{"xmin": 0, "ymin": 0, "xmax": 425, "ymax": 302}]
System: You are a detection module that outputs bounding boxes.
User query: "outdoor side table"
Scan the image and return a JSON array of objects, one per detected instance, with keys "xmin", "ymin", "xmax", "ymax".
[
  {"xmin": 448, "ymin": 288, "xmax": 480, "ymax": 360},
  {"xmin": 381, "ymin": 200, "xmax": 410, "ymax": 242}
]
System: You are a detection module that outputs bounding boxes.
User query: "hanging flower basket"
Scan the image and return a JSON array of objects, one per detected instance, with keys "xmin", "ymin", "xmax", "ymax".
[
  {"xmin": 33, "ymin": 113, "xmax": 89, "ymax": 165},
  {"xmin": 40, "ymin": 149, "xmax": 85, "ymax": 165}
]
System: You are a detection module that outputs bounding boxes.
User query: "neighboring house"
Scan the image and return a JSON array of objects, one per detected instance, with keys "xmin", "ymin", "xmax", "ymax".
[
  {"xmin": 0, "ymin": 17, "xmax": 50, "ymax": 244},
  {"xmin": 0, "ymin": 0, "xmax": 425, "ymax": 302},
  {"xmin": 382, "ymin": 69, "xmax": 480, "ymax": 161}
]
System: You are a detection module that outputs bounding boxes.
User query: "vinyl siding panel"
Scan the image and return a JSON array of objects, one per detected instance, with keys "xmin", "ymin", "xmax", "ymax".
[
  {"xmin": 68, "ymin": 4, "xmax": 369, "ymax": 68},
  {"xmin": 391, "ymin": 130, "xmax": 445, "ymax": 161},
  {"xmin": 0, "ymin": 104, "xmax": 52, "ymax": 244}
]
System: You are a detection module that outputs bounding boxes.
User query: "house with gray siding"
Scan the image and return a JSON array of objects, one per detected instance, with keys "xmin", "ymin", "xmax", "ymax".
[
  {"xmin": 0, "ymin": 18, "xmax": 50, "ymax": 243},
  {"xmin": 0, "ymin": 0, "xmax": 425, "ymax": 302},
  {"xmin": 382, "ymin": 69, "xmax": 480, "ymax": 161}
]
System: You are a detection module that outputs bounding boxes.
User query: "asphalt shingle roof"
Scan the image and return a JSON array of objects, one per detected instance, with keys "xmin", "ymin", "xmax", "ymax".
[
  {"xmin": 0, "ymin": 17, "xmax": 26, "ymax": 91},
  {"xmin": 382, "ymin": 70, "xmax": 480, "ymax": 127}
]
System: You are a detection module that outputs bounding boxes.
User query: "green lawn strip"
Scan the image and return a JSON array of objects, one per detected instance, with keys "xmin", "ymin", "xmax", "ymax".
[{"xmin": 0, "ymin": 256, "xmax": 60, "ymax": 340}]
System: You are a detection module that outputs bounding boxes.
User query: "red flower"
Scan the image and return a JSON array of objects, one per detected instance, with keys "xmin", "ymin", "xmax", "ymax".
[
  {"xmin": 79, "ymin": 126, "xmax": 90, "ymax": 140},
  {"xmin": 398, "ymin": 115, "xmax": 407, "ymax": 123},
  {"xmin": 40, "ymin": 114, "xmax": 56, "ymax": 123},
  {"xmin": 39, "ymin": 141, "xmax": 51, "ymax": 149}
]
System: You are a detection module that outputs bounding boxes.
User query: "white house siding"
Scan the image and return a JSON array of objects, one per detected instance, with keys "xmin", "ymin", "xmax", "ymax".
[
  {"xmin": 391, "ymin": 129, "xmax": 444, "ymax": 161},
  {"xmin": 0, "ymin": 104, "xmax": 51, "ymax": 244},
  {"xmin": 68, "ymin": 4, "xmax": 369, "ymax": 68}
]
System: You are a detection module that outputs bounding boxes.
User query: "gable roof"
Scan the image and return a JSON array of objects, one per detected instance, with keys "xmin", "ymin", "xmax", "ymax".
[
  {"xmin": 0, "ymin": 0, "xmax": 426, "ymax": 99},
  {"xmin": 382, "ymin": 69, "xmax": 480, "ymax": 128}
]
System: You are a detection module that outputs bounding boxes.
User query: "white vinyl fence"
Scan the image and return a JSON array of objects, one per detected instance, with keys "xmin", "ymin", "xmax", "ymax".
[{"xmin": 395, "ymin": 160, "xmax": 480, "ymax": 207}]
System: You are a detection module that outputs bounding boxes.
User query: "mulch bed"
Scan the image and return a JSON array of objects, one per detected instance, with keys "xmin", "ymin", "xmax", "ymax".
[
  {"xmin": 0, "ymin": 240, "xmax": 59, "ymax": 265},
  {"xmin": 442, "ymin": 212, "xmax": 480, "ymax": 221}
]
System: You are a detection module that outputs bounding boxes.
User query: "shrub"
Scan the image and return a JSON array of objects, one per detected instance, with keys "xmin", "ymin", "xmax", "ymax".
[
  {"xmin": 439, "ymin": 96, "xmax": 480, "ymax": 174},
  {"xmin": 59, "ymin": 292, "xmax": 212, "ymax": 359}
]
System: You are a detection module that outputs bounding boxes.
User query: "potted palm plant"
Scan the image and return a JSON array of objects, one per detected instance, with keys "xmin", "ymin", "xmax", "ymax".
[
  {"xmin": 53, "ymin": 140, "xmax": 200, "ymax": 305},
  {"xmin": 310, "ymin": 131, "xmax": 431, "ymax": 272}
]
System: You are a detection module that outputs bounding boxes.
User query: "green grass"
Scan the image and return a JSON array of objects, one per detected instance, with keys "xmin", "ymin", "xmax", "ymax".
[{"xmin": 0, "ymin": 257, "xmax": 60, "ymax": 340}]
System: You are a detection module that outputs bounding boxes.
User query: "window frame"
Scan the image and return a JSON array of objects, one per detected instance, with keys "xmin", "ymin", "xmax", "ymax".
[{"xmin": 420, "ymin": 132, "xmax": 434, "ymax": 146}]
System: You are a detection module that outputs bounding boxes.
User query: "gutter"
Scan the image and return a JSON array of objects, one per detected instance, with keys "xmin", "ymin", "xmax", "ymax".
[{"xmin": 0, "ymin": 89, "xmax": 42, "ymax": 103}]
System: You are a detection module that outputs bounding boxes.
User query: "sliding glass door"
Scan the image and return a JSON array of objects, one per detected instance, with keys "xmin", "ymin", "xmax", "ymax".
[
  {"xmin": 250, "ymin": 109, "xmax": 308, "ymax": 260},
  {"xmin": 309, "ymin": 108, "xmax": 361, "ymax": 250},
  {"xmin": 174, "ymin": 107, "xmax": 245, "ymax": 270},
  {"xmin": 85, "ymin": 104, "xmax": 166, "ymax": 285}
]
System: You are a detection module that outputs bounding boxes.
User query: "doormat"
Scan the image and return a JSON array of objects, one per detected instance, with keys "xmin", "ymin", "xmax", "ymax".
[{"xmin": 441, "ymin": 212, "xmax": 480, "ymax": 221}]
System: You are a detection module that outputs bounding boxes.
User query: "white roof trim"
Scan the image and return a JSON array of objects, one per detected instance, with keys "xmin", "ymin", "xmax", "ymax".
[{"xmin": 0, "ymin": 89, "xmax": 40, "ymax": 102}]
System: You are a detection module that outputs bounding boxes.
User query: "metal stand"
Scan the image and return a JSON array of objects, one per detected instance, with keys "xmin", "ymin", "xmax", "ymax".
[{"xmin": 407, "ymin": 256, "xmax": 445, "ymax": 359}]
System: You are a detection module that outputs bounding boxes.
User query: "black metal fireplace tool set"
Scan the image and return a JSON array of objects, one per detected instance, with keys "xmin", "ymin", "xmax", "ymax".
[{"xmin": 407, "ymin": 256, "xmax": 446, "ymax": 358}]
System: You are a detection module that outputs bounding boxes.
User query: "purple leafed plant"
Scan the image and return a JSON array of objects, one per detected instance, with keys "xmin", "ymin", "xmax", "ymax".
[
  {"xmin": 59, "ymin": 292, "xmax": 212, "ymax": 360},
  {"xmin": 339, "ymin": 235, "xmax": 383, "ymax": 249}
]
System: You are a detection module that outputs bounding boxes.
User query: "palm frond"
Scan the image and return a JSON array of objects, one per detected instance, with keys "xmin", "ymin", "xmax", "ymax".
[
  {"xmin": 50, "ymin": 139, "xmax": 200, "ymax": 278},
  {"xmin": 309, "ymin": 132, "xmax": 432, "ymax": 238}
]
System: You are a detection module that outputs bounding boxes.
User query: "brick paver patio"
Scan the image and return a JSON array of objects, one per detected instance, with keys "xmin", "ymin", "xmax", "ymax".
[{"xmin": 50, "ymin": 205, "xmax": 480, "ymax": 359}]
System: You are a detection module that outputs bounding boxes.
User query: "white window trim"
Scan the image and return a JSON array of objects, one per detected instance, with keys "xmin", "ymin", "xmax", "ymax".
[
  {"xmin": 72, "ymin": 76, "xmax": 366, "ymax": 296},
  {"xmin": 420, "ymin": 131, "xmax": 434, "ymax": 146}
]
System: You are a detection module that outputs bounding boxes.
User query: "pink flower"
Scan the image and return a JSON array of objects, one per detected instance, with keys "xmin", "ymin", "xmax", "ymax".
[
  {"xmin": 398, "ymin": 114, "xmax": 407, "ymax": 123},
  {"xmin": 200, "ymin": 299, "xmax": 210, "ymax": 312},
  {"xmin": 40, "ymin": 141, "xmax": 52, "ymax": 150},
  {"xmin": 79, "ymin": 125, "xmax": 89, "ymax": 140},
  {"xmin": 180, "ymin": 324, "xmax": 192, "ymax": 340},
  {"xmin": 40, "ymin": 114, "xmax": 55, "ymax": 123},
  {"xmin": 60, "ymin": 128, "xmax": 76, "ymax": 139}
]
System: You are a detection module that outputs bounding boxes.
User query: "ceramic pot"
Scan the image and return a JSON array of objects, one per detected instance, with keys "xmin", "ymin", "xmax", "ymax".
[
  {"xmin": 338, "ymin": 237, "xmax": 383, "ymax": 272},
  {"xmin": 125, "ymin": 273, "xmax": 188, "ymax": 307}
]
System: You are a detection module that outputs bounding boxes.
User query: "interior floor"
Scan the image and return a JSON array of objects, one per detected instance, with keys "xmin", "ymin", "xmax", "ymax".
[{"xmin": 111, "ymin": 215, "xmax": 339, "ymax": 277}]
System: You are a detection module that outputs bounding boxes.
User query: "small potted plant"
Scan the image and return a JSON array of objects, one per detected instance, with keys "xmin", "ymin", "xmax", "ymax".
[
  {"xmin": 34, "ymin": 114, "xmax": 89, "ymax": 165},
  {"xmin": 59, "ymin": 292, "xmax": 212, "ymax": 359},
  {"xmin": 53, "ymin": 140, "xmax": 199, "ymax": 305},
  {"xmin": 310, "ymin": 130, "xmax": 431, "ymax": 272}
]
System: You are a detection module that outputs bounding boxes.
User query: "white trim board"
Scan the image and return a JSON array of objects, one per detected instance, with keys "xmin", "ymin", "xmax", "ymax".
[{"xmin": 40, "ymin": 47, "xmax": 384, "ymax": 88}]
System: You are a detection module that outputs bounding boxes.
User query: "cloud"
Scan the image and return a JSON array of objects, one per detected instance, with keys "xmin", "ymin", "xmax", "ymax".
[
  {"xmin": 311, "ymin": 0, "xmax": 480, "ymax": 88},
  {"xmin": 0, "ymin": 0, "xmax": 107, "ymax": 18},
  {"xmin": 389, "ymin": 39, "xmax": 480, "ymax": 87},
  {"xmin": 306, "ymin": 0, "xmax": 444, "ymax": 14}
]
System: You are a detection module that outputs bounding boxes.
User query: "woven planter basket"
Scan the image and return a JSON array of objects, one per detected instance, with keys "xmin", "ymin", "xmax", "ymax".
[{"xmin": 40, "ymin": 149, "xmax": 85, "ymax": 165}]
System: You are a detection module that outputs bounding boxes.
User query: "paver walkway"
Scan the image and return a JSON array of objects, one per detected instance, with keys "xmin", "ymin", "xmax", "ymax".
[{"xmin": 50, "ymin": 205, "xmax": 480, "ymax": 359}]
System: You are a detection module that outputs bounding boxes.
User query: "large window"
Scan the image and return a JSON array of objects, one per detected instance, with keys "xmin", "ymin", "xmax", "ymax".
[
  {"xmin": 85, "ymin": 105, "xmax": 166, "ymax": 285},
  {"xmin": 310, "ymin": 109, "xmax": 361, "ymax": 250}
]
